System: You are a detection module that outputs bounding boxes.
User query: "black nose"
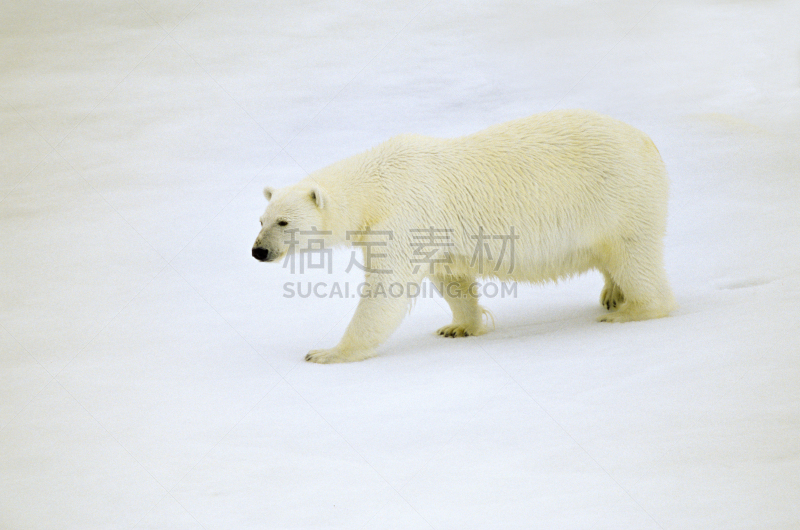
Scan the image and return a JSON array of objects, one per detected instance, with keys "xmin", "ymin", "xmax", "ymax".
[{"xmin": 252, "ymin": 247, "xmax": 271, "ymax": 262}]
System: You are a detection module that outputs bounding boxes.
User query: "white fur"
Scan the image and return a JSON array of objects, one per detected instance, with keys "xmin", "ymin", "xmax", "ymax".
[{"xmin": 253, "ymin": 110, "xmax": 677, "ymax": 363}]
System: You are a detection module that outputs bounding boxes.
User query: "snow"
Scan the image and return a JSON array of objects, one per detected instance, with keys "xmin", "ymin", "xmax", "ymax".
[{"xmin": 1, "ymin": 0, "xmax": 799, "ymax": 528}]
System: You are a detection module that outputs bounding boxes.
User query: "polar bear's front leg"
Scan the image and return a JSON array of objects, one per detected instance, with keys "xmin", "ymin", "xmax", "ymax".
[
  {"xmin": 305, "ymin": 276, "xmax": 410, "ymax": 363},
  {"xmin": 432, "ymin": 275, "xmax": 490, "ymax": 338}
]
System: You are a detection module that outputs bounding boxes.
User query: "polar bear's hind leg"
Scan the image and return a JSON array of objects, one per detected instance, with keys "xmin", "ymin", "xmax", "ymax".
[
  {"xmin": 598, "ymin": 238, "xmax": 676, "ymax": 323},
  {"xmin": 600, "ymin": 270, "xmax": 625, "ymax": 311}
]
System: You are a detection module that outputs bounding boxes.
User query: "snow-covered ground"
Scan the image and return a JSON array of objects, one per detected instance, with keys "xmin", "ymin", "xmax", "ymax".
[{"xmin": 2, "ymin": 1, "xmax": 799, "ymax": 528}]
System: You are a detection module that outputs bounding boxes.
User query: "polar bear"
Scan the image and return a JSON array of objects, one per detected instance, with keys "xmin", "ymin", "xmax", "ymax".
[{"xmin": 252, "ymin": 110, "xmax": 676, "ymax": 363}]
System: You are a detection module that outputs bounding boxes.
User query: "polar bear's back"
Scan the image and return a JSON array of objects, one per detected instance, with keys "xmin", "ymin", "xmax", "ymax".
[{"xmin": 379, "ymin": 110, "xmax": 669, "ymax": 282}]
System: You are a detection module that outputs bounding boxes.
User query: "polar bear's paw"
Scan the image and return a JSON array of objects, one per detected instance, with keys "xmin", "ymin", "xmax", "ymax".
[
  {"xmin": 436, "ymin": 323, "xmax": 487, "ymax": 338},
  {"xmin": 601, "ymin": 283, "xmax": 625, "ymax": 311},
  {"xmin": 305, "ymin": 347, "xmax": 376, "ymax": 364}
]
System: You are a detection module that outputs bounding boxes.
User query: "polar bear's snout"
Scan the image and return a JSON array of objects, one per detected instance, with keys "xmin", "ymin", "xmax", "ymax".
[{"xmin": 252, "ymin": 246, "xmax": 276, "ymax": 262}]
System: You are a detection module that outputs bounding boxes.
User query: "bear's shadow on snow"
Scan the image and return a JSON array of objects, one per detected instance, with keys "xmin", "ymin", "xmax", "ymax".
[
  {"xmin": 488, "ymin": 305, "xmax": 603, "ymax": 341},
  {"xmin": 380, "ymin": 301, "xmax": 605, "ymax": 360}
]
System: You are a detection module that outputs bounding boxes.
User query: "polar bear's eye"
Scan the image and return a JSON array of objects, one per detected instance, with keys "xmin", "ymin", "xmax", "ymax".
[{"xmin": 277, "ymin": 220, "xmax": 288, "ymax": 227}]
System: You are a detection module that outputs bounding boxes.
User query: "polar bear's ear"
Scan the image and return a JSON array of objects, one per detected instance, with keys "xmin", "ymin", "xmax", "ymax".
[
  {"xmin": 263, "ymin": 187, "xmax": 275, "ymax": 201},
  {"xmin": 310, "ymin": 185, "xmax": 325, "ymax": 209}
]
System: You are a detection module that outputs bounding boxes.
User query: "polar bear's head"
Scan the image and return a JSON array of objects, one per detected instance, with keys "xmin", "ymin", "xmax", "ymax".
[{"xmin": 252, "ymin": 182, "xmax": 332, "ymax": 263}]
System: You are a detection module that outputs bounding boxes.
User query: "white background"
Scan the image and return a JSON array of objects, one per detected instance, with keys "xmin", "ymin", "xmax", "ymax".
[{"xmin": 2, "ymin": 1, "xmax": 799, "ymax": 528}]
